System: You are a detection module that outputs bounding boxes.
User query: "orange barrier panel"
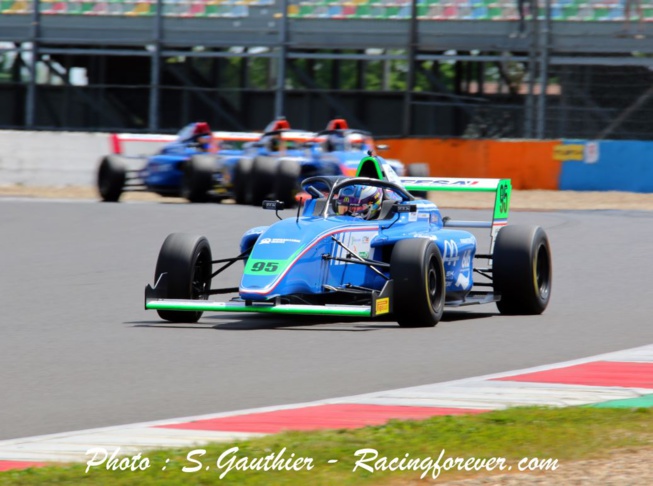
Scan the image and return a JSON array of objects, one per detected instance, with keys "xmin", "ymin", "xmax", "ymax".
[{"xmin": 382, "ymin": 138, "xmax": 563, "ymax": 190}]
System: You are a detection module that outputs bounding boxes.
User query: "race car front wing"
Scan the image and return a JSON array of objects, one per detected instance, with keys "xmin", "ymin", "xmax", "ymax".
[{"xmin": 144, "ymin": 274, "xmax": 394, "ymax": 318}]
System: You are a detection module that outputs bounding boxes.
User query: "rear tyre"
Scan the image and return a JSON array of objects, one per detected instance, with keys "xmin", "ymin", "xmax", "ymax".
[
  {"xmin": 493, "ymin": 225, "xmax": 552, "ymax": 315},
  {"xmin": 275, "ymin": 158, "xmax": 300, "ymax": 207},
  {"xmin": 233, "ymin": 157, "xmax": 253, "ymax": 205},
  {"xmin": 154, "ymin": 233, "xmax": 212, "ymax": 323},
  {"xmin": 97, "ymin": 155, "xmax": 126, "ymax": 202},
  {"xmin": 181, "ymin": 154, "xmax": 215, "ymax": 203},
  {"xmin": 406, "ymin": 163, "xmax": 429, "ymax": 199},
  {"xmin": 391, "ymin": 238, "xmax": 445, "ymax": 327},
  {"xmin": 250, "ymin": 156, "xmax": 277, "ymax": 206}
]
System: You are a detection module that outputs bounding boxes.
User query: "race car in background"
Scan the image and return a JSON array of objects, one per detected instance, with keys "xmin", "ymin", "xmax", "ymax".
[
  {"xmin": 312, "ymin": 118, "xmax": 415, "ymax": 177},
  {"xmin": 228, "ymin": 117, "xmax": 317, "ymax": 207},
  {"xmin": 97, "ymin": 122, "xmax": 259, "ymax": 202},
  {"xmin": 145, "ymin": 155, "xmax": 552, "ymax": 327},
  {"xmin": 227, "ymin": 118, "xmax": 430, "ymax": 207},
  {"xmin": 311, "ymin": 118, "xmax": 430, "ymax": 199}
]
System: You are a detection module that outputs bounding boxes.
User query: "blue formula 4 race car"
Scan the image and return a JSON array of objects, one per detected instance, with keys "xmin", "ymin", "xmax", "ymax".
[
  {"xmin": 97, "ymin": 122, "xmax": 259, "ymax": 202},
  {"xmin": 310, "ymin": 118, "xmax": 424, "ymax": 179},
  {"xmin": 230, "ymin": 118, "xmax": 429, "ymax": 208},
  {"xmin": 226, "ymin": 117, "xmax": 317, "ymax": 207},
  {"xmin": 310, "ymin": 119, "xmax": 430, "ymax": 199},
  {"xmin": 145, "ymin": 156, "xmax": 552, "ymax": 327}
]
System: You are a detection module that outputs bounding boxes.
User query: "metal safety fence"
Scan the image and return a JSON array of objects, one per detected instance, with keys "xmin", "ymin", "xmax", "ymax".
[{"xmin": 1, "ymin": 0, "xmax": 653, "ymax": 138}]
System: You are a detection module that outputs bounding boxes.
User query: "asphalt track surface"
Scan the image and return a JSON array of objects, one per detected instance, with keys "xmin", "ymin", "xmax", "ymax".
[{"xmin": 1, "ymin": 199, "xmax": 652, "ymax": 440}]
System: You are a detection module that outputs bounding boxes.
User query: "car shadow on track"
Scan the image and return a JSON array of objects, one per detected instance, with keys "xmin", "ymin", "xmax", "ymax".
[
  {"xmin": 441, "ymin": 311, "xmax": 498, "ymax": 322},
  {"xmin": 127, "ymin": 311, "xmax": 497, "ymax": 332}
]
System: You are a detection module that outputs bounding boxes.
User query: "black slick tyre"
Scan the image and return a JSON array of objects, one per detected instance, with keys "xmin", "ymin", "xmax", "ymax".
[
  {"xmin": 493, "ymin": 225, "xmax": 552, "ymax": 315},
  {"xmin": 154, "ymin": 233, "xmax": 212, "ymax": 323},
  {"xmin": 275, "ymin": 158, "xmax": 300, "ymax": 207},
  {"xmin": 250, "ymin": 156, "xmax": 277, "ymax": 206},
  {"xmin": 391, "ymin": 238, "xmax": 445, "ymax": 327},
  {"xmin": 181, "ymin": 154, "xmax": 215, "ymax": 203},
  {"xmin": 97, "ymin": 155, "xmax": 126, "ymax": 202},
  {"xmin": 233, "ymin": 157, "xmax": 253, "ymax": 205}
]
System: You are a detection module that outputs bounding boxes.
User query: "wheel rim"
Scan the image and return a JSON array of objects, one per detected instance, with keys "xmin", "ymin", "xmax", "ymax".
[
  {"xmin": 534, "ymin": 243, "xmax": 551, "ymax": 298},
  {"xmin": 426, "ymin": 254, "xmax": 443, "ymax": 312},
  {"xmin": 191, "ymin": 248, "xmax": 211, "ymax": 300}
]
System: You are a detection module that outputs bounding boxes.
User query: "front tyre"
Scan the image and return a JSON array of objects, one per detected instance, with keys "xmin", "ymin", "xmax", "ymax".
[
  {"xmin": 181, "ymin": 154, "xmax": 215, "ymax": 203},
  {"xmin": 493, "ymin": 225, "xmax": 552, "ymax": 315},
  {"xmin": 391, "ymin": 238, "xmax": 445, "ymax": 327},
  {"xmin": 250, "ymin": 156, "xmax": 277, "ymax": 206},
  {"xmin": 233, "ymin": 157, "xmax": 253, "ymax": 205},
  {"xmin": 97, "ymin": 155, "xmax": 126, "ymax": 202},
  {"xmin": 275, "ymin": 158, "xmax": 300, "ymax": 207},
  {"xmin": 154, "ymin": 233, "xmax": 212, "ymax": 323}
]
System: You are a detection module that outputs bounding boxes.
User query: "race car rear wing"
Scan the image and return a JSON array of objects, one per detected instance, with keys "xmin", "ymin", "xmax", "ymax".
[
  {"xmin": 400, "ymin": 176, "xmax": 512, "ymax": 253},
  {"xmin": 352, "ymin": 155, "xmax": 511, "ymax": 252}
]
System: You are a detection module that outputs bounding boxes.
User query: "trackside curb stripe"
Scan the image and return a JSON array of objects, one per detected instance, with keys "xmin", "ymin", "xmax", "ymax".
[{"xmin": 1, "ymin": 344, "xmax": 652, "ymax": 470}]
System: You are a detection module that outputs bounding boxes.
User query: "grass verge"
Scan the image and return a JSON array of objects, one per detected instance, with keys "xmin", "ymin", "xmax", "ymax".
[{"xmin": 1, "ymin": 406, "xmax": 651, "ymax": 485}]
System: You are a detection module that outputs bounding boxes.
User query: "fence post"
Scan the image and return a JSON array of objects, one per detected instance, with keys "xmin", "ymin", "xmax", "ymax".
[
  {"xmin": 524, "ymin": 0, "xmax": 539, "ymax": 138},
  {"xmin": 536, "ymin": 0, "xmax": 551, "ymax": 139},
  {"xmin": 148, "ymin": 0, "xmax": 163, "ymax": 131},
  {"xmin": 25, "ymin": 0, "xmax": 41, "ymax": 128},
  {"xmin": 275, "ymin": 0, "xmax": 290, "ymax": 118},
  {"xmin": 402, "ymin": 0, "xmax": 418, "ymax": 136}
]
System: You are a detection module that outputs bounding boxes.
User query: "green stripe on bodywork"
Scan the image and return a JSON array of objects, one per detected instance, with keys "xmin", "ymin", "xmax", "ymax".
[
  {"xmin": 589, "ymin": 394, "xmax": 653, "ymax": 409},
  {"xmin": 146, "ymin": 300, "xmax": 372, "ymax": 317},
  {"xmin": 493, "ymin": 179, "xmax": 512, "ymax": 220}
]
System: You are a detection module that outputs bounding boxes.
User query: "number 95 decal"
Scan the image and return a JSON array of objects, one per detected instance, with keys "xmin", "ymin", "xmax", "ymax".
[
  {"xmin": 251, "ymin": 261, "xmax": 279, "ymax": 272},
  {"xmin": 245, "ymin": 260, "xmax": 282, "ymax": 275}
]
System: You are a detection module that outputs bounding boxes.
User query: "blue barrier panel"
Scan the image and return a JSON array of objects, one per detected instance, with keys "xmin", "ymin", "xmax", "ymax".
[{"xmin": 558, "ymin": 140, "xmax": 653, "ymax": 193}]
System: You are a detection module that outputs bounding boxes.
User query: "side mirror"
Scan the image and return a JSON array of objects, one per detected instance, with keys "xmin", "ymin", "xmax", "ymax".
[
  {"xmin": 262, "ymin": 200, "xmax": 285, "ymax": 211},
  {"xmin": 305, "ymin": 186, "xmax": 323, "ymax": 199}
]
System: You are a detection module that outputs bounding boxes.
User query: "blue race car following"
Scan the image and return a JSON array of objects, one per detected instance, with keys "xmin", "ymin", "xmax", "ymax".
[
  {"xmin": 309, "ymin": 119, "xmax": 430, "ymax": 199},
  {"xmin": 97, "ymin": 122, "xmax": 259, "ymax": 202},
  {"xmin": 310, "ymin": 118, "xmax": 414, "ymax": 178},
  {"xmin": 229, "ymin": 118, "xmax": 429, "ymax": 207},
  {"xmin": 145, "ymin": 156, "xmax": 552, "ymax": 327},
  {"xmin": 228, "ymin": 117, "xmax": 317, "ymax": 206}
]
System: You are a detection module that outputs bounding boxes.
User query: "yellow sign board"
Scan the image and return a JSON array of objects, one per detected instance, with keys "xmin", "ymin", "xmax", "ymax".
[{"xmin": 553, "ymin": 144, "xmax": 584, "ymax": 161}]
